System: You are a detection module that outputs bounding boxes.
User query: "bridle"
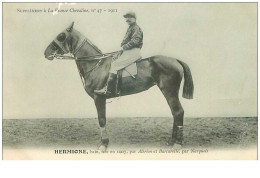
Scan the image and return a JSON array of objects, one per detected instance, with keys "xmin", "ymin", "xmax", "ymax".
[
  {"xmin": 51, "ymin": 38, "xmax": 122, "ymax": 61},
  {"xmin": 51, "ymin": 36, "xmax": 121, "ymax": 73}
]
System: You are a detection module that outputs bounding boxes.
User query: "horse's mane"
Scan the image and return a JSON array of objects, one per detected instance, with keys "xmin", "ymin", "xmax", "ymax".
[{"xmin": 74, "ymin": 29, "xmax": 103, "ymax": 54}]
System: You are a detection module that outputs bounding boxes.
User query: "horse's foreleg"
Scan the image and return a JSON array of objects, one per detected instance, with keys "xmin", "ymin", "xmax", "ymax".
[{"xmin": 94, "ymin": 95, "xmax": 109, "ymax": 150}]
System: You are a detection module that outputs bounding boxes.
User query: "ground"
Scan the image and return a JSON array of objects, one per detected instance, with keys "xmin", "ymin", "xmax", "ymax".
[{"xmin": 3, "ymin": 117, "xmax": 257, "ymax": 150}]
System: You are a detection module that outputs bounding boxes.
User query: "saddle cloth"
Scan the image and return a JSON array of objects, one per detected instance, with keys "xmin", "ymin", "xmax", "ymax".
[{"xmin": 121, "ymin": 61, "xmax": 138, "ymax": 77}]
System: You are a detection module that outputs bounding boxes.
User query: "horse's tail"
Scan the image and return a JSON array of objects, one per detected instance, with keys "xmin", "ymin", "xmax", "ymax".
[{"xmin": 177, "ymin": 59, "xmax": 194, "ymax": 99}]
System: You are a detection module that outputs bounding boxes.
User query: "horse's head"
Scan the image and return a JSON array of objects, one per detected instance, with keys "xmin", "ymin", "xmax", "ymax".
[{"xmin": 44, "ymin": 22, "xmax": 75, "ymax": 60}]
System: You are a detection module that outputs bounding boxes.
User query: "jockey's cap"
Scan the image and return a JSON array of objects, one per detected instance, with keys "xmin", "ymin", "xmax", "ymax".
[{"xmin": 123, "ymin": 11, "xmax": 136, "ymax": 19}]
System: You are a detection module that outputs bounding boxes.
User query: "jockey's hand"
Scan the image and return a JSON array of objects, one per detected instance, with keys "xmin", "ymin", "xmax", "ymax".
[{"xmin": 117, "ymin": 48, "xmax": 123, "ymax": 55}]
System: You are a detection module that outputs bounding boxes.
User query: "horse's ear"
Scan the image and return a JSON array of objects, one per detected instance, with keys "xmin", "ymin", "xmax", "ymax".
[{"xmin": 66, "ymin": 22, "xmax": 74, "ymax": 32}]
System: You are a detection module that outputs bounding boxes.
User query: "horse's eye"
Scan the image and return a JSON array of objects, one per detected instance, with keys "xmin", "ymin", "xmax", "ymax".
[{"xmin": 57, "ymin": 32, "xmax": 66, "ymax": 42}]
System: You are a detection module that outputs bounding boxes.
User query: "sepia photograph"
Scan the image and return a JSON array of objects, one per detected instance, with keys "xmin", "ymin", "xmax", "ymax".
[{"xmin": 2, "ymin": 2, "xmax": 257, "ymax": 160}]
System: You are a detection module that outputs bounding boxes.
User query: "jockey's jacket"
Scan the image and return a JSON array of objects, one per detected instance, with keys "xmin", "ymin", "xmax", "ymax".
[{"xmin": 121, "ymin": 23, "xmax": 143, "ymax": 50}]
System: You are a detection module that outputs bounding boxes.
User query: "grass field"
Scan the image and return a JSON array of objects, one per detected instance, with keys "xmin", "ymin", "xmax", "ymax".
[{"xmin": 3, "ymin": 117, "xmax": 257, "ymax": 150}]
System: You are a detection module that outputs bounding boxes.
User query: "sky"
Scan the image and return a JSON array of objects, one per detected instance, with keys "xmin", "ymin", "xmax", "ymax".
[{"xmin": 3, "ymin": 3, "xmax": 257, "ymax": 119}]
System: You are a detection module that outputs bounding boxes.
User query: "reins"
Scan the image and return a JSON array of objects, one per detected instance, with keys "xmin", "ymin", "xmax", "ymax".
[
  {"xmin": 53, "ymin": 51, "xmax": 120, "ymax": 61},
  {"xmin": 52, "ymin": 37, "xmax": 121, "ymax": 74},
  {"xmin": 53, "ymin": 37, "xmax": 121, "ymax": 61},
  {"xmin": 53, "ymin": 51, "xmax": 119, "ymax": 74}
]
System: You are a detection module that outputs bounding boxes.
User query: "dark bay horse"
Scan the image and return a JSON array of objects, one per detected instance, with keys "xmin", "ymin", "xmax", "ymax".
[{"xmin": 44, "ymin": 22, "xmax": 194, "ymax": 150}]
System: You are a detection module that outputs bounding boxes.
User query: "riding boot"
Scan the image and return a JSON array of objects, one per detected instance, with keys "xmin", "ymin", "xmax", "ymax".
[{"xmin": 94, "ymin": 73, "xmax": 117, "ymax": 96}]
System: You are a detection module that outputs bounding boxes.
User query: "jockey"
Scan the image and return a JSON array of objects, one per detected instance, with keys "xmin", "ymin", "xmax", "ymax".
[{"xmin": 94, "ymin": 11, "xmax": 143, "ymax": 96}]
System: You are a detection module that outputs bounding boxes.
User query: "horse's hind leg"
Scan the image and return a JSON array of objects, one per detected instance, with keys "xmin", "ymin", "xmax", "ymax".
[{"xmin": 158, "ymin": 74, "xmax": 184, "ymax": 146}]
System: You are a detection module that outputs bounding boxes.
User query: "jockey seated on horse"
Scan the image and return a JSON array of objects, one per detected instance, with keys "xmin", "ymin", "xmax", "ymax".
[{"xmin": 94, "ymin": 11, "xmax": 143, "ymax": 96}]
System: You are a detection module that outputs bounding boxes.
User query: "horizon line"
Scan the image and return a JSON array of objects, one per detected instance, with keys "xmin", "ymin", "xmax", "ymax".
[{"xmin": 3, "ymin": 116, "xmax": 258, "ymax": 120}]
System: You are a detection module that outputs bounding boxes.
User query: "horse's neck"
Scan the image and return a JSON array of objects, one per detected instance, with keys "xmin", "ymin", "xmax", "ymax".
[
  {"xmin": 73, "ymin": 39, "xmax": 111, "ymax": 87},
  {"xmin": 74, "ymin": 38, "xmax": 100, "ymax": 58},
  {"xmin": 74, "ymin": 40, "xmax": 101, "ymax": 74}
]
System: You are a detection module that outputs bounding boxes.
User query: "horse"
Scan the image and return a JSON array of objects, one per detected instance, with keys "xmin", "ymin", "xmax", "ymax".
[{"xmin": 44, "ymin": 22, "xmax": 194, "ymax": 150}]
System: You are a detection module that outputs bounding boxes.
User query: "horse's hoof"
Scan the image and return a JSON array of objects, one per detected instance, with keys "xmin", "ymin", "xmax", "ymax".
[
  {"xmin": 173, "ymin": 143, "xmax": 182, "ymax": 149},
  {"xmin": 98, "ymin": 144, "xmax": 107, "ymax": 151},
  {"xmin": 166, "ymin": 139, "xmax": 175, "ymax": 146}
]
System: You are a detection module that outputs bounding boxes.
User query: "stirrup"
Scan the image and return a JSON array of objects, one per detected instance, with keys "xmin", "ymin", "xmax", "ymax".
[
  {"xmin": 94, "ymin": 87, "xmax": 113, "ymax": 96},
  {"xmin": 94, "ymin": 87, "xmax": 107, "ymax": 95},
  {"xmin": 95, "ymin": 73, "xmax": 117, "ymax": 96}
]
